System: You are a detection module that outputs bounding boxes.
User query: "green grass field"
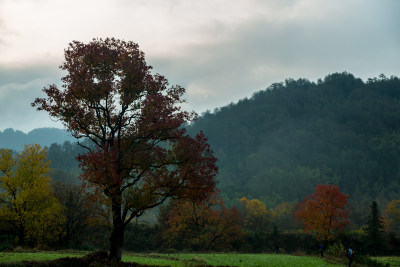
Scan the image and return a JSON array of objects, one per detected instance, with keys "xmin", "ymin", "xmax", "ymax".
[
  {"xmin": 0, "ymin": 251, "xmax": 399, "ymax": 266},
  {"xmin": 0, "ymin": 251, "xmax": 340, "ymax": 266},
  {"xmin": 0, "ymin": 251, "xmax": 85, "ymax": 263},
  {"xmin": 372, "ymin": 256, "xmax": 400, "ymax": 266},
  {"xmin": 128, "ymin": 253, "xmax": 342, "ymax": 266}
]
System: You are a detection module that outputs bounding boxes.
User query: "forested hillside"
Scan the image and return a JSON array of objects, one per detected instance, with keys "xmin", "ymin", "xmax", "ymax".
[{"xmin": 188, "ymin": 72, "xmax": 400, "ymax": 208}]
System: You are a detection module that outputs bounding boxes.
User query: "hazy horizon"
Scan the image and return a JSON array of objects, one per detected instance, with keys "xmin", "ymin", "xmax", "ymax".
[{"xmin": 1, "ymin": 0, "xmax": 399, "ymax": 132}]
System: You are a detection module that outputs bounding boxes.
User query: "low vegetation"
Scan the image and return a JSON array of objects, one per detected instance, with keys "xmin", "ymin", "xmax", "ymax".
[{"xmin": 0, "ymin": 251, "xmax": 344, "ymax": 266}]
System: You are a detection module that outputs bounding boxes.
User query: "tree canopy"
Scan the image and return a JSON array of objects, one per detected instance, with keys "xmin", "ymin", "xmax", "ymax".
[
  {"xmin": 0, "ymin": 144, "xmax": 64, "ymax": 246},
  {"xmin": 32, "ymin": 38, "xmax": 217, "ymax": 262},
  {"xmin": 296, "ymin": 184, "xmax": 349, "ymax": 244}
]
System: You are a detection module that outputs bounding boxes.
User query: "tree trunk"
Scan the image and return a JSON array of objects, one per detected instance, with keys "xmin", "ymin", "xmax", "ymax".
[
  {"xmin": 17, "ymin": 223, "xmax": 25, "ymax": 246},
  {"xmin": 109, "ymin": 224, "xmax": 124, "ymax": 262},
  {"xmin": 108, "ymin": 194, "xmax": 125, "ymax": 263}
]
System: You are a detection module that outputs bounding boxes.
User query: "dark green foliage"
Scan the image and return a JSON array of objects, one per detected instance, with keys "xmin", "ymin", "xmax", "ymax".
[
  {"xmin": 238, "ymin": 231, "xmax": 318, "ymax": 254},
  {"xmin": 366, "ymin": 201, "xmax": 387, "ymax": 255},
  {"xmin": 270, "ymin": 232, "xmax": 317, "ymax": 254},
  {"xmin": 124, "ymin": 222, "xmax": 160, "ymax": 252},
  {"xmin": 336, "ymin": 230, "xmax": 367, "ymax": 255},
  {"xmin": 0, "ymin": 220, "xmax": 14, "ymax": 251},
  {"xmin": 188, "ymin": 73, "xmax": 400, "ymax": 207},
  {"xmin": 354, "ymin": 254, "xmax": 390, "ymax": 267},
  {"xmin": 47, "ymin": 141, "xmax": 87, "ymax": 183},
  {"xmin": 387, "ymin": 232, "xmax": 400, "ymax": 255},
  {"xmin": 51, "ymin": 183, "xmax": 90, "ymax": 248}
]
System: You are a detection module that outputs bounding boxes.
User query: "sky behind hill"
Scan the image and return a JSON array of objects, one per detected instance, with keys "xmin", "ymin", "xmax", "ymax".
[{"xmin": 0, "ymin": 0, "xmax": 399, "ymax": 133}]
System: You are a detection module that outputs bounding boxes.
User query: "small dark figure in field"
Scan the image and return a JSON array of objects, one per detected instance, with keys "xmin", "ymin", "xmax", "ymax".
[
  {"xmin": 346, "ymin": 248, "xmax": 355, "ymax": 267},
  {"xmin": 319, "ymin": 244, "xmax": 324, "ymax": 257}
]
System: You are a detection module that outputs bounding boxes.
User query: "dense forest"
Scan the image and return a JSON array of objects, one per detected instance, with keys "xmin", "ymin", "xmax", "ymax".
[{"xmin": 188, "ymin": 72, "xmax": 400, "ymax": 210}]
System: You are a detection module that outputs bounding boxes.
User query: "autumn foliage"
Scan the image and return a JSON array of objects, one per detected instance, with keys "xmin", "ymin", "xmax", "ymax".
[
  {"xmin": 162, "ymin": 193, "xmax": 244, "ymax": 251},
  {"xmin": 0, "ymin": 144, "xmax": 64, "ymax": 247},
  {"xmin": 239, "ymin": 197, "xmax": 270, "ymax": 232},
  {"xmin": 383, "ymin": 199, "xmax": 400, "ymax": 235},
  {"xmin": 296, "ymin": 184, "xmax": 349, "ymax": 243},
  {"xmin": 32, "ymin": 38, "xmax": 217, "ymax": 261}
]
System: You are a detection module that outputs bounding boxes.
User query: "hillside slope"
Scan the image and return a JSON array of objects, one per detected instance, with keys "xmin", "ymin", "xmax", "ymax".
[{"xmin": 188, "ymin": 73, "xmax": 400, "ymax": 207}]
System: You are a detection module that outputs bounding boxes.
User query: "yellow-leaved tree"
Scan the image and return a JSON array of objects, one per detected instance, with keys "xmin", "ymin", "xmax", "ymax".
[
  {"xmin": 384, "ymin": 200, "xmax": 400, "ymax": 235},
  {"xmin": 0, "ymin": 144, "xmax": 65, "ymax": 247},
  {"xmin": 239, "ymin": 197, "xmax": 271, "ymax": 232}
]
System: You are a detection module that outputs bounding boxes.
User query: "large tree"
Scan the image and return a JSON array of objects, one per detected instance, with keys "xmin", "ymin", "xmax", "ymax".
[
  {"xmin": 296, "ymin": 184, "xmax": 349, "ymax": 245},
  {"xmin": 32, "ymin": 38, "xmax": 217, "ymax": 262},
  {"xmin": 0, "ymin": 145, "xmax": 64, "ymax": 247}
]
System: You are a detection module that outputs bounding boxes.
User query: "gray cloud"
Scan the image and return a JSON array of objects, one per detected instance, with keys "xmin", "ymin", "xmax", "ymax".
[
  {"xmin": 0, "ymin": 65, "xmax": 64, "ymax": 132},
  {"xmin": 148, "ymin": 0, "xmax": 400, "ymax": 113},
  {"xmin": 0, "ymin": 0, "xmax": 5, "ymax": 45},
  {"xmin": 0, "ymin": 0, "xmax": 399, "ymax": 131}
]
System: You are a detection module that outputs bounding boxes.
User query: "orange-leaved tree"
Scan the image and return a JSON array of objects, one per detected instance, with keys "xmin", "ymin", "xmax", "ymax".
[
  {"xmin": 32, "ymin": 38, "xmax": 217, "ymax": 262},
  {"xmin": 296, "ymin": 184, "xmax": 349, "ymax": 244},
  {"xmin": 161, "ymin": 193, "xmax": 244, "ymax": 251}
]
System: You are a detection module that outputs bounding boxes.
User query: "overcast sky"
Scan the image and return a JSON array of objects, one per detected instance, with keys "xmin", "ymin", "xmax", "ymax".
[{"xmin": 0, "ymin": 0, "xmax": 399, "ymax": 133}]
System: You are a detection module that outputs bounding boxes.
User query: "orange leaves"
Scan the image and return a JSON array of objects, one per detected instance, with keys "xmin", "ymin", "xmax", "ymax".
[
  {"xmin": 162, "ymin": 194, "xmax": 244, "ymax": 250},
  {"xmin": 296, "ymin": 184, "xmax": 349, "ymax": 242}
]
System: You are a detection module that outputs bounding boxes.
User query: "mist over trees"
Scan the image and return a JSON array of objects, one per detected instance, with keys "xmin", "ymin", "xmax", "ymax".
[{"xmin": 0, "ymin": 128, "xmax": 74, "ymax": 151}]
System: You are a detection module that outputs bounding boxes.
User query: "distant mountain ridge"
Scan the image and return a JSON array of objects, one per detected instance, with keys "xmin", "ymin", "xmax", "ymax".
[{"xmin": 0, "ymin": 127, "xmax": 75, "ymax": 151}]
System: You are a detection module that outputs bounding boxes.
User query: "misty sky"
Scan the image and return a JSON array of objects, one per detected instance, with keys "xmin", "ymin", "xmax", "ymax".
[{"xmin": 0, "ymin": 0, "xmax": 399, "ymax": 133}]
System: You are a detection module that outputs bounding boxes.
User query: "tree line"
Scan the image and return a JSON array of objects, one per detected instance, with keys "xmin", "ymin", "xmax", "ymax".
[{"xmin": 1, "ymin": 145, "xmax": 399, "ymax": 257}]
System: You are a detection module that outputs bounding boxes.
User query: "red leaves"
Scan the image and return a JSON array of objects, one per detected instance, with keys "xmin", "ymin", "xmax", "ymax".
[
  {"xmin": 32, "ymin": 38, "xmax": 218, "ymax": 231},
  {"xmin": 296, "ymin": 184, "xmax": 349, "ymax": 242},
  {"xmin": 78, "ymin": 146, "xmax": 122, "ymax": 192}
]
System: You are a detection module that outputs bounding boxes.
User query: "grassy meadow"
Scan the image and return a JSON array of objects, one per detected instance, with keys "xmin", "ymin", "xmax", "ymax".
[
  {"xmin": 0, "ymin": 251, "xmax": 85, "ymax": 264},
  {"xmin": 0, "ymin": 251, "xmax": 399, "ymax": 266},
  {"xmin": 0, "ymin": 251, "xmax": 344, "ymax": 266}
]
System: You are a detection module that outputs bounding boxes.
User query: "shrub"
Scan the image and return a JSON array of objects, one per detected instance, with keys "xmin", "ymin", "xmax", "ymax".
[
  {"xmin": 355, "ymin": 254, "xmax": 390, "ymax": 267},
  {"xmin": 326, "ymin": 242, "xmax": 345, "ymax": 257}
]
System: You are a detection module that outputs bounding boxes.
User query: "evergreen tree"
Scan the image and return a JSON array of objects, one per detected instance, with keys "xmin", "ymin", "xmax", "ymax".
[{"xmin": 366, "ymin": 201, "xmax": 386, "ymax": 255}]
